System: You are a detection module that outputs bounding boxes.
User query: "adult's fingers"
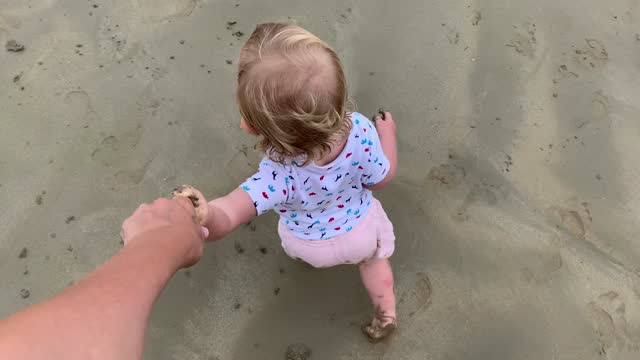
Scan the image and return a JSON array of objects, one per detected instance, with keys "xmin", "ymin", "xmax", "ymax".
[{"xmin": 173, "ymin": 196, "xmax": 196, "ymax": 215}]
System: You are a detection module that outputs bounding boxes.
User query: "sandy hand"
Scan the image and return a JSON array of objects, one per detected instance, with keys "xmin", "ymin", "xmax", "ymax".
[
  {"xmin": 374, "ymin": 110, "xmax": 396, "ymax": 134},
  {"xmin": 172, "ymin": 185, "xmax": 209, "ymax": 226}
]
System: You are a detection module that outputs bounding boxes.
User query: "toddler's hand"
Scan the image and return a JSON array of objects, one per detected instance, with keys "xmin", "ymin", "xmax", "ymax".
[
  {"xmin": 171, "ymin": 185, "xmax": 209, "ymax": 226},
  {"xmin": 374, "ymin": 111, "xmax": 396, "ymax": 135}
]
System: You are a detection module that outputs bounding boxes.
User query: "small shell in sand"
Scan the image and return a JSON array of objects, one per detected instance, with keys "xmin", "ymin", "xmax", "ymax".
[{"xmin": 172, "ymin": 185, "xmax": 209, "ymax": 225}]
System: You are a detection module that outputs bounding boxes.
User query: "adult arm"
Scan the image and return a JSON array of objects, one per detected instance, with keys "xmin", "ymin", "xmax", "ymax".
[{"xmin": 0, "ymin": 197, "xmax": 207, "ymax": 360}]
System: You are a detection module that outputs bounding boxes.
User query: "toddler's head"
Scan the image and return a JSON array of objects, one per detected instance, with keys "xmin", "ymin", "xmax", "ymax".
[{"xmin": 237, "ymin": 23, "xmax": 350, "ymax": 164}]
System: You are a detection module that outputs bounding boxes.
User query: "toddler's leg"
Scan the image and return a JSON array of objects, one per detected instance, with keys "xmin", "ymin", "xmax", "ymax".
[{"xmin": 358, "ymin": 258, "xmax": 397, "ymax": 341}]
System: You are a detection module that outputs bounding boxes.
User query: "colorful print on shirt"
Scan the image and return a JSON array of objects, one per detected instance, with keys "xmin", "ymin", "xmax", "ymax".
[{"xmin": 239, "ymin": 112, "xmax": 389, "ymax": 240}]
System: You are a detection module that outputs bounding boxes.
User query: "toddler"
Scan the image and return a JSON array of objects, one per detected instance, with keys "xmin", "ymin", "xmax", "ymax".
[{"xmin": 204, "ymin": 23, "xmax": 398, "ymax": 341}]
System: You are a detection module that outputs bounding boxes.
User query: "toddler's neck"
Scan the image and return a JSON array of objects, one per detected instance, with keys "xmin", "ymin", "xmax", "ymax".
[{"xmin": 313, "ymin": 133, "xmax": 349, "ymax": 166}]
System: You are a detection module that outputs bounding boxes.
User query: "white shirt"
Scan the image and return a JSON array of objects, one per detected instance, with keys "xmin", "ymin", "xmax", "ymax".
[{"xmin": 240, "ymin": 112, "xmax": 390, "ymax": 240}]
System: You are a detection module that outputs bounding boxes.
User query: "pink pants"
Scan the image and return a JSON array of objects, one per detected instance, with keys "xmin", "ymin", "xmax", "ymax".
[{"xmin": 278, "ymin": 198, "xmax": 395, "ymax": 268}]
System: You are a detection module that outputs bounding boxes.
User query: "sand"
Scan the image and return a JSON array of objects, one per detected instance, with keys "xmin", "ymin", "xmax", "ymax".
[{"xmin": 1, "ymin": 0, "xmax": 640, "ymax": 359}]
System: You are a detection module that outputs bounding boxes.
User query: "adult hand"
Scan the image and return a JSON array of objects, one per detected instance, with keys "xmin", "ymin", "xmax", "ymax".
[
  {"xmin": 0, "ymin": 197, "xmax": 211, "ymax": 360},
  {"xmin": 121, "ymin": 197, "xmax": 209, "ymax": 268}
]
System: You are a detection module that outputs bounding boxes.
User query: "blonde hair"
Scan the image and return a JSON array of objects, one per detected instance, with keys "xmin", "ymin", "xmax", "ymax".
[{"xmin": 237, "ymin": 23, "xmax": 351, "ymax": 164}]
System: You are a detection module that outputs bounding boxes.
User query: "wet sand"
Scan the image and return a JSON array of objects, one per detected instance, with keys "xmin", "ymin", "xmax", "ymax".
[{"xmin": 1, "ymin": 0, "xmax": 640, "ymax": 359}]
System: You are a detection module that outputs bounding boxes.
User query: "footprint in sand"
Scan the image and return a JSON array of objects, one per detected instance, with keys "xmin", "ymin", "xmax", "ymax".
[
  {"xmin": 572, "ymin": 38, "xmax": 609, "ymax": 70},
  {"xmin": 112, "ymin": 158, "xmax": 153, "ymax": 188},
  {"xmin": 520, "ymin": 253, "xmax": 563, "ymax": 285},
  {"xmin": 63, "ymin": 90, "xmax": 98, "ymax": 128},
  {"xmin": 548, "ymin": 200, "xmax": 595, "ymax": 239},
  {"xmin": 471, "ymin": 10, "xmax": 482, "ymax": 26},
  {"xmin": 507, "ymin": 22, "xmax": 537, "ymax": 57},
  {"xmin": 574, "ymin": 91, "xmax": 610, "ymax": 130},
  {"xmin": 558, "ymin": 208, "xmax": 586, "ymax": 238},
  {"xmin": 90, "ymin": 124, "xmax": 142, "ymax": 167},
  {"xmin": 91, "ymin": 136, "xmax": 120, "ymax": 166},
  {"xmin": 427, "ymin": 163, "xmax": 465, "ymax": 189},
  {"xmin": 455, "ymin": 184, "xmax": 499, "ymax": 221},
  {"xmin": 553, "ymin": 63, "xmax": 580, "ymax": 84},
  {"xmin": 399, "ymin": 272, "xmax": 433, "ymax": 318},
  {"xmin": 589, "ymin": 291, "xmax": 640, "ymax": 357}
]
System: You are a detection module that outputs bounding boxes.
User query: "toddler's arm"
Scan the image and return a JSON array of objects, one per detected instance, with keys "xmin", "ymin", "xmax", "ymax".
[
  {"xmin": 204, "ymin": 188, "xmax": 256, "ymax": 241},
  {"xmin": 366, "ymin": 112, "xmax": 397, "ymax": 190}
]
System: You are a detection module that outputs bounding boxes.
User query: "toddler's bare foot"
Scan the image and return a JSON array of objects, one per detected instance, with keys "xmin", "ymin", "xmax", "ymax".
[
  {"xmin": 172, "ymin": 185, "xmax": 209, "ymax": 225},
  {"xmin": 361, "ymin": 315, "xmax": 397, "ymax": 342}
]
